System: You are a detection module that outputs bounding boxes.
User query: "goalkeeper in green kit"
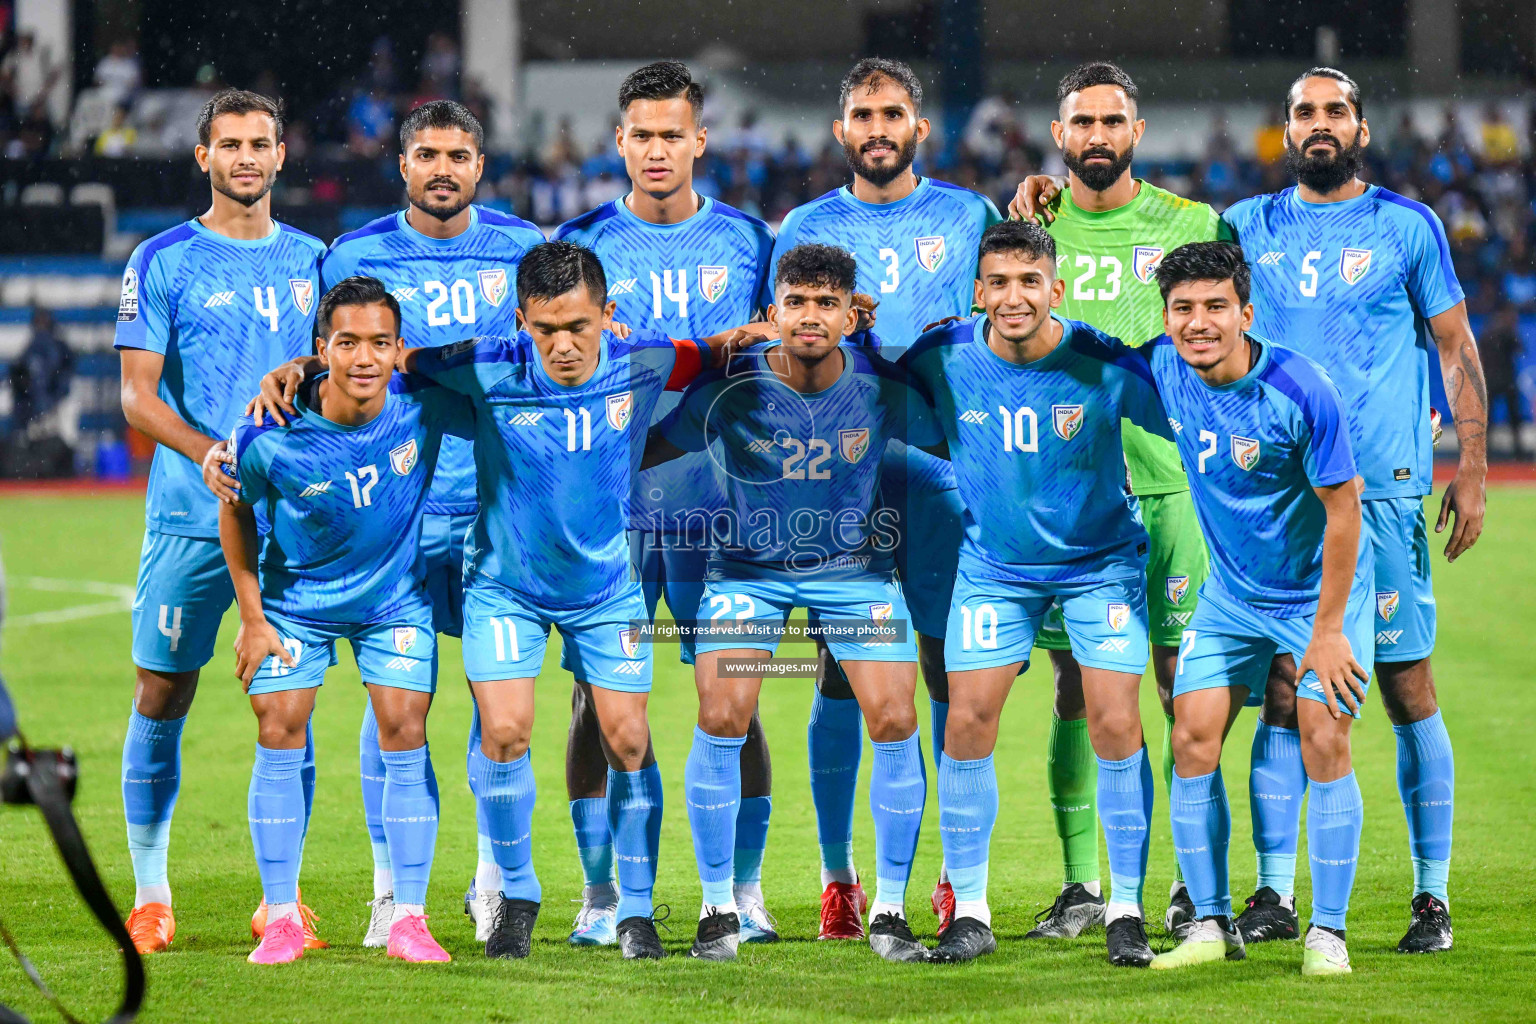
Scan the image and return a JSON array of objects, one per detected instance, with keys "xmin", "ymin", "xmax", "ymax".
[{"xmin": 1007, "ymin": 61, "xmax": 1228, "ymax": 940}]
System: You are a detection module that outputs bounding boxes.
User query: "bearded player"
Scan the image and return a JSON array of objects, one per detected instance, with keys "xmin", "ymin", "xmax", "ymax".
[{"xmin": 773, "ymin": 57, "xmax": 1001, "ymax": 940}]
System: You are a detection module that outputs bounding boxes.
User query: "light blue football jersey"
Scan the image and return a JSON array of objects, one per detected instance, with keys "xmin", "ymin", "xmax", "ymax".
[
  {"xmin": 900, "ymin": 314, "xmax": 1170, "ymax": 584},
  {"xmin": 1222, "ymin": 185, "xmax": 1464, "ymax": 500},
  {"xmin": 1143, "ymin": 335, "xmax": 1361, "ymax": 616},
  {"xmin": 774, "ymin": 176, "xmax": 1001, "ymax": 492},
  {"xmin": 554, "ymin": 195, "xmax": 773, "ymax": 531},
  {"xmin": 115, "ymin": 219, "xmax": 325, "ymax": 538},
  {"xmin": 410, "ymin": 330, "xmax": 707, "ymax": 609},
  {"xmin": 661, "ymin": 340, "xmax": 940, "ymax": 581},
  {"xmin": 231, "ymin": 377, "xmax": 474, "ymax": 625},
  {"xmin": 322, "ymin": 205, "xmax": 545, "ymax": 516}
]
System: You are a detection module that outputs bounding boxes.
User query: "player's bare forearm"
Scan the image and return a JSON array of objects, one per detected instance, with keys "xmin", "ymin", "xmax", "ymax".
[
  {"xmin": 640, "ymin": 429, "xmax": 686, "ymax": 471},
  {"xmin": 219, "ymin": 501, "xmax": 265, "ymax": 625},
  {"xmin": 1313, "ymin": 477, "xmax": 1364, "ymax": 633},
  {"xmin": 699, "ymin": 324, "xmax": 774, "ymax": 368},
  {"xmin": 120, "ymin": 349, "xmax": 221, "ymax": 466},
  {"xmin": 1429, "ymin": 303, "xmax": 1488, "ymax": 560}
]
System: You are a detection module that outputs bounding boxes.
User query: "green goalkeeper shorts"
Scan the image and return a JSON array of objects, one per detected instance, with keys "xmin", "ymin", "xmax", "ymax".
[{"xmin": 1034, "ymin": 489, "xmax": 1210, "ymax": 652}]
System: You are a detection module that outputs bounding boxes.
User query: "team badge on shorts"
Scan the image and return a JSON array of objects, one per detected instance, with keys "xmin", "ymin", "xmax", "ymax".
[
  {"xmin": 390, "ymin": 439, "xmax": 419, "ymax": 476},
  {"xmin": 1376, "ymin": 590, "xmax": 1400, "ymax": 622},
  {"xmin": 839, "ymin": 427, "xmax": 871, "ymax": 463},
  {"xmin": 868, "ymin": 602, "xmax": 893, "ymax": 624},
  {"xmin": 607, "ymin": 391, "xmax": 634, "ymax": 430},
  {"xmin": 289, "ymin": 279, "xmax": 315, "ymax": 316},
  {"xmin": 698, "ymin": 265, "xmax": 728, "ymax": 303},
  {"xmin": 1132, "ymin": 246, "xmax": 1165, "ymax": 284},
  {"xmin": 1165, "ymin": 575, "xmax": 1190, "ymax": 605},
  {"xmin": 914, "ymin": 235, "xmax": 946, "ymax": 273},
  {"xmin": 478, "ymin": 268, "xmax": 508, "ymax": 307},
  {"xmin": 393, "ymin": 626, "xmax": 418, "ymax": 655},
  {"xmin": 1052, "ymin": 404, "xmax": 1085, "ymax": 441},
  {"xmin": 1231, "ymin": 435, "xmax": 1261, "ymax": 471},
  {"xmin": 1339, "ymin": 248, "xmax": 1372, "ymax": 286},
  {"xmin": 1106, "ymin": 602, "xmax": 1130, "ymax": 632},
  {"xmin": 618, "ymin": 626, "xmax": 642, "ymax": 659}
]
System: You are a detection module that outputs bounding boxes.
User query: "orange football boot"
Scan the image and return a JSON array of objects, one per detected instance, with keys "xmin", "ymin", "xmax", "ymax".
[{"xmin": 126, "ymin": 902, "xmax": 176, "ymax": 954}]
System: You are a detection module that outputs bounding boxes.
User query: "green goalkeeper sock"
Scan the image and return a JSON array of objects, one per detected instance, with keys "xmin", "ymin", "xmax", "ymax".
[
  {"xmin": 1048, "ymin": 715, "xmax": 1099, "ymax": 885},
  {"xmin": 1162, "ymin": 713, "xmax": 1182, "ymax": 884}
]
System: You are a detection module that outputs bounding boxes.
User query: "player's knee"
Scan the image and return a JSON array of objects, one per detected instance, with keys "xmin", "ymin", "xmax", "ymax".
[
  {"xmin": 814, "ymin": 656, "xmax": 857, "ymax": 701},
  {"xmin": 1170, "ymin": 721, "xmax": 1222, "ymax": 775},
  {"xmin": 1262, "ymin": 680, "xmax": 1299, "ymax": 730},
  {"xmin": 944, "ymin": 700, "xmax": 993, "ymax": 745},
  {"xmin": 256, "ymin": 717, "xmax": 308, "ymax": 750},
  {"xmin": 601, "ymin": 716, "xmax": 651, "ymax": 769},
  {"xmin": 1376, "ymin": 660, "xmax": 1437, "ymax": 724},
  {"xmin": 1299, "ymin": 725, "xmax": 1352, "ymax": 780},
  {"xmin": 133, "ymin": 667, "xmax": 198, "ymax": 719},
  {"xmin": 376, "ymin": 716, "xmax": 426, "ymax": 751},
  {"xmin": 863, "ymin": 700, "xmax": 917, "ymax": 744},
  {"xmin": 696, "ymin": 701, "xmax": 751, "ymax": 739},
  {"xmin": 479, "ymin": 717, "xmax": 532, "ymax": 762}
]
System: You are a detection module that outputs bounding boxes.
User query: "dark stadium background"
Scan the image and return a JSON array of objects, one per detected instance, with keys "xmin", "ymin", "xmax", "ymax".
[{"xmin": 0, "ymin": 0, "xmax": 1532, "ymax": 476}]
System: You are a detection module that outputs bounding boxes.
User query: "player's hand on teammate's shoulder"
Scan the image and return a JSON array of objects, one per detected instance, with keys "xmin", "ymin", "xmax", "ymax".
[
  {"xmin": 1436, "ymin": 464, "xmax": 1486, "ymax": 563},
  {"xmin": 245, "ymin": 357, "xmax": 318, "ymax": 426},
  {"xmin": 610, "ymin": 320, "xmax": 632, "ymax": 340},
  {"xmin": 921, "ymin": 315, "xmax": 963, "ymax": 333},
  {"xmin": 1296, "ymin": 630, "xmax": 1369, "ymax": 719},
  {"xmin": 852, "ymin": 292, "xmax": 877, "ymax": 332},
  {"xmin": 233, "ymin": 616, "xmax": 294, "ymax": 693},
  {"xmin": 1007, "ymin": 174, "xmax": 1069, "ymax": 224},
  {"xmin": 202, "ymin": 440, "xmax": 239, "ymax": 504}
]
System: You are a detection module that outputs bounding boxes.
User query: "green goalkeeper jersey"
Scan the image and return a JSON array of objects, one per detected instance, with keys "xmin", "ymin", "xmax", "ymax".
[{"xmin": 1044, "ymin": 180, "xmax": 1226, "ymax": 495}]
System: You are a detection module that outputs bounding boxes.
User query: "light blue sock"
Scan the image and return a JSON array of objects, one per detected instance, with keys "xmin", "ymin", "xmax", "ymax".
[
  {"xmin": 122, "ymin": 710, "xmax": 184, "ymax": 892},
  {"xmin": 930, "ymin": 697, "xmax": 948, "ymax": 770},
  {"xmin": 1394, "ymin": 711, "xmax": 1454, "ymax": 901},
  {"xmin": 380, "ymin": 744, "xmax": 440, "ymax": 906},
  {"xmin": 1307, "ymin": 771, "xmax": 1363, "ymax": 930},
  {"xmin": 467, "ymin": 703, "xmax": 495, "ymax": 882},
  {"xmin": 570, "ymin": 798, "xmax": 614, "ymax": 886},
  {"xmin": 249, "ymin": 744, "xmax": 306, "ymax": 905},
  {"xmin": 937, "ymin": 754, "xmax": 997, "ymax": 903},
  {"xmin": 300, "ymin": 718, "xmax": 316, "ymax": 839},
  {"xmin": 1249, "ymin": 719, "xmax": 1305, "ymax": 896},
  {"xmin": 467, "ymin": 747, "xmax": 540, "ymax": 902},
  {"xmin": 684, "ymin": 727, "xmax": 744, "ymax": 908},
  {"xmin": 808, "ymin": 692, "xmax": 862, "ymax": 873},
  {"xmin": 870, "ymin": 731, "xmax": 926, "ymax": 910},
  {"xmin": 607, "ymin": 764, "xmax": 663, "ymax": 922},
  {"xmin": 1170, "ymin": 769, "xmax": 1231, "ymax": 919},
  {"xmin": 360, "ymin": 702, "xmax": 390, "ymax": 872},
  {"xmin": 734, "ymin": 795, "xmax": 771, "ymax": 884},
  {"xmin": 1097, "ymin": 747, "xmax": 1153, "ymax": 908}
]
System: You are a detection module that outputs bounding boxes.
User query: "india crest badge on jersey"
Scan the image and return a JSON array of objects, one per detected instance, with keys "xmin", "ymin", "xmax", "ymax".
[
  {"xmin": 289, "ymin": 279, "xmax": 315, "ymax": 316},
  {"xmin": 698, "ymin": 265, "xmax": 728, "ymax": 303},
  {"xmin": 393, "ymin": 626, "xmax": 418, "ymax": 655},
  {"xmin": 1339, "ymin": 248, "xmax": 1372, "ymax": 286},
  {"xmin": 1132, "ymin": 245, "xmax": 1165, "ymax": 284},
  {"xmin": 914, "ymin": 235, "xmax": 946, "ymax": 273},
  {"xmin": 1166, "ymin": 575, "xmax": 1190, "ymax": 605},
  {"xmin": 618, "ymin": 626, "xmax": 642, "ymax": 659},
  {"xmin": 478, "ymin": 268, "xmax": 508, "ymax": 307},
  {"xmin": 389, "ymin": 438, "xmax": 418, "ymax": 476},
  {"xmin": 1052, "ymin": 404, "xmax": 1084, "ymax": 441},
  {"xmin": 1231, "ymin": 435, "xmax": 1261, "ymax": 471},
  {"xmin": 1376, "ymin": 590, "xmax": 1400, "ymax": 622},
  {"xmin": 839, "ymin": 427, "xmax": 871, "ymax": 464},
  {"xmin": 1106, "ymin": 602, "xmax": 1131, "ymax": 632},
  {"xmin": 607, "ymin": 391, "xmax": 634, "ymax": 431}
]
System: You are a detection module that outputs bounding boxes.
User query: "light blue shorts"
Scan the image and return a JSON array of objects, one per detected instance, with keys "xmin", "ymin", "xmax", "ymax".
[
  {"xmin": 1363, "ymin": 496, "xmax": 1435, "ymax": 662},
  {"xmin": 130, "ymin": 529, "xmax": 234, "ymax": 673},
  {"xmin": 1172, "ymin": 571, "xmax": 1376, "ymax": 716},
  {"xmin": 693, "ymin": 575, "xmax": 917, "ymax": 663},
  {"xmin": 944, "ymin": 570, "xmax": 1150, "ymax": 675},
  {"xmin": 420, "ymin": 511, "xmax": 475, "ymax": 639},
  {"xmin": 463, "ymin": 576, "xmax": 652, "ymax": 692},
  {"xmin": 247, "ymin": 606, "xmax": 437, "ymax": 695}
]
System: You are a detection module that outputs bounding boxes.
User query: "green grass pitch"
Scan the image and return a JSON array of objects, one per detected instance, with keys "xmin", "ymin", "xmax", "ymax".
[{"xmin": 0, "ymin": 488, "xmax": 1533, "ymax": 1023}]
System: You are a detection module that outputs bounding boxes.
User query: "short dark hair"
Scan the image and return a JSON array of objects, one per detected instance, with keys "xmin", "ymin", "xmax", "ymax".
[
  {"xmin": 317, "ymin": 276, "xmax": 401, "ymax": 338},
  {"xmin": 774, "ymin": 243, "xmax": 857, "ymax": 295},
  {"xmin": 839, "ymin": 57, "xmax": 923, "ymax": 113},
  {"xmin": 398, "ymin": 99, "xmax": 484, "ymax": 154},
  {"xmin": 516, "ymin": 240, "xmax": 608, "ymax": 309},
  {"xmin": 1286, "ymin": 66, "xmax": 1363, "ymax": 121},
  {"xmin": 1155, "ymin": 241, "xmax": 1252, "ymax": 306},
  {"xmin": 197, "ymin": 88, "xmax": 283, "ymax": 147},
  {"xmin": 1056, "ymin": 61, "xmax": 1139, "ymax": 108},
  {"xmin": 978, "ymin": 220, "xmax": 1057, "ymax": 268},
  {"xmin": 618, "ymin": 60, "xmax": 704, "ymax": 125}
]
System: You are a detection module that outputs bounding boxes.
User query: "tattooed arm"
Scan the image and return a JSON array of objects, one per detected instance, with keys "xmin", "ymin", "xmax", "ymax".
[{"xmin": 1428, "ymin": 302, "xmax": 1487, "ymax": 562}]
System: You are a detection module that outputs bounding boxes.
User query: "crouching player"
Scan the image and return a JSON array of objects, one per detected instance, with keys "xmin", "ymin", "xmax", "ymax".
[
  {"xmin": 643, "ymin": 244, "xmax": 940, "ymax": 962},
  {"xmin": 220, "ymin": 277, "xmax": 472, "ymax": 964},
  {"xmin": 1144, "ymin": 242, "xmax": 1373, "ymax": 976}
]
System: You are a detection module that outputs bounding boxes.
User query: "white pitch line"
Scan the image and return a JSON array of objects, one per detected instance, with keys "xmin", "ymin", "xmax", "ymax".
[
  {"xmin": 12, "ymin": 576, "xmax": 135, "ymax": 599},
  {"xmin": 9, "ymin": 600, "xmax": 132, "ymax": 627},
  {"xmin": 5, "ymin": 575, "xmax": 135, "ymax": 628}
]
